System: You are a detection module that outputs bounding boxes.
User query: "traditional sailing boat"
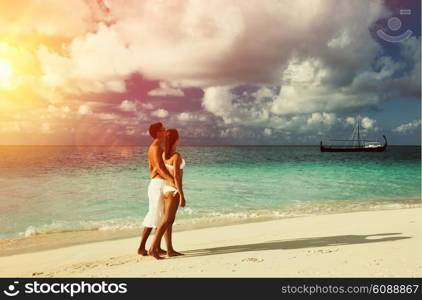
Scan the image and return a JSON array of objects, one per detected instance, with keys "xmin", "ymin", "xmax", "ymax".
[{"xmin": 320, "ymin": 117, "xmax": 387, "ymax": 152}]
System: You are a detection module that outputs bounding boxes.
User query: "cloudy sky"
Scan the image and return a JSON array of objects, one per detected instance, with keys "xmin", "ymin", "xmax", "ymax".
[{"xmin": 0, "ymin": 0, "xmax": 420, "ymax": 145}]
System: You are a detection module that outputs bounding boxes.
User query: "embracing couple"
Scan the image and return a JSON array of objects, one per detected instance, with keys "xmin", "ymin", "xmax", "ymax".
[{"xmin": 137, "ymin": 122, "xmax": 186, "ymax": 260}]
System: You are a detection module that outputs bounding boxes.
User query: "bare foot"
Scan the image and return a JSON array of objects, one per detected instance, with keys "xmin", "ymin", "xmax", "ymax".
[
  {"xmin": 148, "ymin": 248, "xmax": 164, "ymax": 260},
  {"xmin": 137, "ymin": 248, "xmax": 148, "ymax": 256},
  {"xmin": 167, "ymin": 250, "xmax": 184, "ymax": 257},
  {"xmin": 158, "ymin": 248, "xmax": 167, "ymax": 256}
]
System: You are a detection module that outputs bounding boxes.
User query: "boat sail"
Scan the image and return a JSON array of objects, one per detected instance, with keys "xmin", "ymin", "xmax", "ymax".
[{"xmin": 320, "ymin": 117, "xmax": 387, "ymax": 152}]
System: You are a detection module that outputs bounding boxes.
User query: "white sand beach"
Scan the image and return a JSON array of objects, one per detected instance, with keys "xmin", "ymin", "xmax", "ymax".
[{"xmin": 0, "ymin": 207, "xmax": 421, "ymax": 277}]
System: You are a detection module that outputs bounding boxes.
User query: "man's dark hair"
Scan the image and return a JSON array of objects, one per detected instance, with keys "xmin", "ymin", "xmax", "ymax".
[{"xmin": 149, "ymin": 122, "xmax": 163, "ymax": 139}]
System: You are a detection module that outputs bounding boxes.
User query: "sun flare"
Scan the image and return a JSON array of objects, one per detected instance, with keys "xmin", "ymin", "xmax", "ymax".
[{"xmin": 0, "ymin": 58, "xmax": 12, "ymax": 88}]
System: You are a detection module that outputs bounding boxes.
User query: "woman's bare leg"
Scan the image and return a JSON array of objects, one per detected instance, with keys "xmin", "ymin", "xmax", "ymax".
[
  {"xmin": 148, "ymin": 193, "xmax": 179, "ymax": 259},
  {"xmin": 164, "ymin": 225, "xmax": 184, "ymax": 256},
  {"xmin": 156, "ymin": 228, "xmax": 167, "ymax": 256},
  {"xmin": 160, "ymin": 196, "xmax": 172, "ymax": 256}
]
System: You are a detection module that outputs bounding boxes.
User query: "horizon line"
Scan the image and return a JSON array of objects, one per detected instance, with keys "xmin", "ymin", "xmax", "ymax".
[{"xmin": 0, "ymin": 144, "xmax": 420, "ymax": 147}]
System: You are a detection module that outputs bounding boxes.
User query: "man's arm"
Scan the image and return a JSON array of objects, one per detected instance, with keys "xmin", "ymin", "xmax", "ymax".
[{"xmin": 150, "ymin": 147, "xmax": 174, "ymax": 182}]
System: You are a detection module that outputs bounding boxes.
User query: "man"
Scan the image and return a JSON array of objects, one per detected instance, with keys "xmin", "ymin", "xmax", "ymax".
[{"xmin": 137, "ymin": 122, "xmax": 174, "ymax": 256}]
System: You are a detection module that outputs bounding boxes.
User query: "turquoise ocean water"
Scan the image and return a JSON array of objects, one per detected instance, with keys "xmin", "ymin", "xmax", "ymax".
[{"xmin": 0, "ymin": 146, "xmax": 420, "ymax": 239}]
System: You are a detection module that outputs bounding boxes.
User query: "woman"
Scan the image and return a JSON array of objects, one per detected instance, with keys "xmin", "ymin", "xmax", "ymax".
[{"xmin": 148, "ymin": 128, "xmax": 186, "ymax": 259}]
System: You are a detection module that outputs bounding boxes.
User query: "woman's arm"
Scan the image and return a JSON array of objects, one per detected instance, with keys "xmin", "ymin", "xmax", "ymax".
[
  {"xmin": 151, "ymin": 147, "xmax": 173, "ymax": 182},
  {"xmin": 173, "ymin": 153, "xmax": 185, "ymax": 206}
]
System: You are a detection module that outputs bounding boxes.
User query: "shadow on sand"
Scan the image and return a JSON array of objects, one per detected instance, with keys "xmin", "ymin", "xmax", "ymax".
[{"xmin": 182, "ymin": 233, "xmax": 410, "ymax": 258}]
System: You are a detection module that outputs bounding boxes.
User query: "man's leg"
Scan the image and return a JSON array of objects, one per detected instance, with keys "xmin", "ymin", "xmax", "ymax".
[
  {"xmin": 139, "ymin": 179, "xmax": 164, "ymax": 255},
  {"xmin": 138, "ymin": 227, "xmax": 167, "ymax": 256},
  {"xmin": 137, "ymin": 227, "xmax": 152, "ymax": 255}
]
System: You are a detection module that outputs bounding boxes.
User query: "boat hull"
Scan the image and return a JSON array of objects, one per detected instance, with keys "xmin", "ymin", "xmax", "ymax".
[
  {"xmin": 320, "ymin": 146, "xmax": 386, "ymax": 152},
  {"xmin": 320, "ymin": 135, "xmax": 388, "ymax": 152}
]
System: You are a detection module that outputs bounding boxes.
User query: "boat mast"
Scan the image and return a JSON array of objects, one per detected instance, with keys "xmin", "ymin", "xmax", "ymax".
[{"xmin": 357, "ymin": 116, "xmax": 361, "ymax": 147}]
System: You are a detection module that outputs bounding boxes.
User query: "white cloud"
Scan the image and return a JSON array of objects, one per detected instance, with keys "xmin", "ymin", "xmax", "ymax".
[
  {"xmin": 393, "ymin": 120, "xmax": 421, "ymax": 135},
  {"xmin": 136, "ymin": 112, "xmax": 148, "ymax": 121},
  {"xmin": 263, "ymin": 128, "xmax": 272, "ymax": 136},
  {"xmin": 202, "ymin": 86, "xmax": 344, "ymax": 134},
  {"xmin": 124, "ymin": 126, "xmax": 136, "ymax": 136},
  {"xmin": 47, "ymin": 105, "xmax": 57, "ymax": 113},
  {"xmin": 119, "ymin": 100, "xmax": 136, "ymax": 112},
  {"xmin": 345, "ymin": 117, "xmax": 356, "ymax": 126},
  {"xmin": 178, "ymin": 112, "xmax": 207, "ymax": 122},
  {"xmin": 41, "ymin": 122, "xmax": 51, "ymax": 133},
  {"xmin": 141, "ymin": 103, "xmax": 154, "ymax": 110},
  {"xmin": 105, "ymin": 80, "xmax": 126, "ymax": 93},
  {"xmin": 214, "ymin": 113, "xmax": 381, "ymax": 143},
  {"xmin": 151, "ymin": 109, "xmax": 169, "ymax": 118},
  {"xmin": 307, "ymin": 112, "xmax": 337, "ymax": 127},
  {"xmin": 343, "ymin": 116, "xmax": 378, "ymax": 132},
  {"xmin": 36, "ymin": 0, "xmax": 394, "ymax": 93},
  {"xmin": 0, "ymin": 121, "xmax": 23, "ymax": 133},
  {"xmin": 30, "ymin": 0, "xmax": 419, "ymax": 139},
  {"xmin": 38, "ymin": 45, "xmax": 72, "ymax": 88},
  {"xmin": 269, "ymin": 55, "xmax": 403, "ymax": 115},
  {"xmin": 202, "ymin": 86, "xmax": 271, "ymax": 125},
  {"xmin": 392, "ymin": 37, "xmax": 421, "ymax": 99},
  {"xmin": 0, "ymin": 0, "xmax": 93, "ymax": 38},
  {"xmin": 361, "ymin": 117, "xmax": 376, "ymax": 130},
  {"xmin": 2, "ymin": 0, "xmax": 418, "ymax": 146},
  {"xmin": 202, "ymin": 86, "xmax": 237, "ymax": 123},
  {"xmin": 202, "ymin": 83, "xmax": 386, "ymax": 136},
  {"xmin": 58, "ymin": 105, "xmax": 71, "ymax": 119},
  {"xmin": 202, "ymin": 86, "xmax": 381, "ymax": 138},
  {"xmin": 78, "ymin": 104, "xmax": 92, "ymax": 115},
  {"xmin": 37, "ymin": 24, "xmax": 132, "ymax": 94},
  {"xmin": 97, "ymin": 113, "xmax": 118, "ymax": 120},
  {"xmin": 182, "ymin": 127, "xmax": 213, "ymax": 138},
  {"xmin": 148, "ymin": 82, "xmax": 184, "ymax": 97},
  {"xmin": 327, "ymin": 30, "xmax": 352, "ymax": 48},
  {"xmin": 220, "ymin": 127, "xmax": 241, "ymax": 137}
]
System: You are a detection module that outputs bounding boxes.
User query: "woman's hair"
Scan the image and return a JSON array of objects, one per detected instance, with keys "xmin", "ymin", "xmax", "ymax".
[{"xmin": 164, "ymin": 129, "xmax": 179, "ymax": 160}]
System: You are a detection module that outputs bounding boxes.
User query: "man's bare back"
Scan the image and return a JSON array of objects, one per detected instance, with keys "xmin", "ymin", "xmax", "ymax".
[
  {"xmin": 148, "ymin": 140, "xmax": 173, "ymax": 182},
  {"xmin": 148, "ymin": 142, "xmax": 162, "ymax": 179}
]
